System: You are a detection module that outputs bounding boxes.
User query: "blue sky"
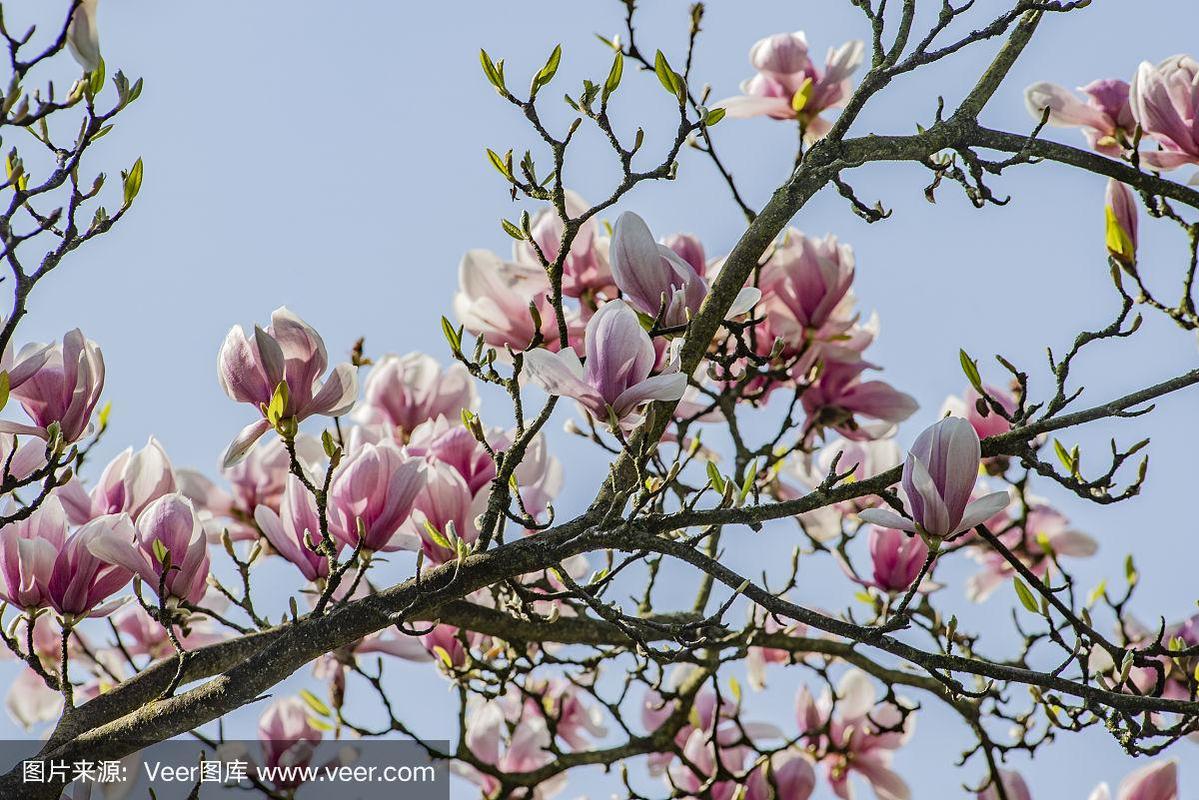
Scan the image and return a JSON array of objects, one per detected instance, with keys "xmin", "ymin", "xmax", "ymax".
[{"xmin": 3, "ymin": 1, "xmax": 1198, "ymax": 797}]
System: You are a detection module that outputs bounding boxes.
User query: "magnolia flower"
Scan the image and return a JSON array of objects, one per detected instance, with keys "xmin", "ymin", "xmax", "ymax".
[
  {"xmin": 355, "ymin": 352, "xmax": 476, "ymax": 438},
  {"xmin": 859, "ymin": 417, "xmax": 1010, "ymax": 538},
  {"xmin": 45, "ymin": 514, "xmax": 135, "ymax": 619},
  {"xmin": 801, "ymin": 361, "xmax": 918, "ymax": 440},
  {"xmin": 1089, "ymin": 760, "xmax": 1178, "ymax": 800},
  {"xmin": 456, "ymin": 700, "xmax": 565, "ymax": 799},
  {"xmin": 179, "ymin": 433, "xmax": 322, "ymax": 542},
  {"xmin": 966, "ymin": 503, "xmax": 1095, "ymax": 602},
  {"xmin": 66, "ymin": 0, "xmax": 101, "ymax": 72},
  {"xmin": 454, "ymin": 249, "xmax": 577, "ymax": 352},
  {"xmin": 504, "ymin": 679, "xmax": 608, "ymax": 752},
  {"xmin": 422, "ymin": 624, "xmax": 482, "ymax": 670},
  {"xmin": 1024, "ymin": 79, "xmax": 1133, "ymax": 156},
  {"xmin": 1130, "ymin": 56, "xmax": 1199, "ymax": 173},
  {"xmin": 866, "ymin": 526, "xmax": 931, "ymax": 593},
  {"xmin": 6, "ymin": 667, "xmax": 63, "ymax": 730},
  {"xmin": 259, "ymin": 697, "xmax": 322, "ymax": 787},
  {"xmin": 1106, "ymin": 179, "xmax": 1139, "ymax": 267},
  {"xmin": 609, "ymin": 212, "xmax": 759, "ymax": 327},
  {"xmin": 796, "ymin": 669, "xmax": 913, "ymax": 800},
  {"xmin": 110, "ymin": 602, "xmax": 225, "ymax": 660},
  {"xmin": 745, "ymin": 604, "xmax": 806, "ymax": 691},
  {"xmin": 745, "ymin": 751, "xmax": 817, "ymax": 800},
  {"xmin": 328, "ymin": 441, "xmax": 424, "ymax": 552},
  {"xmin": 760, "ymin": 229, "xmax": 856, "ymax": 339},
  {"xmin": 88, "ymin": 493, "xmax": 210, "ymax": 604},
  {"xmin": 217, "ymin": 307, "xmax": 357, "ymax": 467},
  {"xmin": 523, "ymin": 299, "xmax": 688, "ymax": 426},
  {"xmin": 939, "ymin": 385, "xmax": 1018, "ymax": 442},
  {"xmin": 513, "ymin": 190, "xmax": 614, "ymax": 298},
  {"xmin": 661, "ymin": 232, "xmax": 707, "ymax": 277},
  {"xmin": 979, "ymin": 769, "xmax": 1032, "ymax": 800},
  {"xmin": 669, "ymin": 726, "xmax": 748, "ymax": 800},
  {"xmin": 718, "ymin": 31, "xmax": 865, "ymax": 141},
  {"xmin": 405, "ymin": 459, "xmax": 479, "ymax": 564},
  {"xmin": 788, "ymin": 435, "xmax": 904, "ymax": 513},
  {"xmin": 4, "ymin": 329, "xmax": 104, "ymax": 444},
  {"xmin": 0, "ymin": 495, "xmax": 69, "ymax": 610},
  {"xmin": 255, "ymin": 474, "xmax": 337, "ymax": 582},
  {"xmin": 57, "ymin": 436, "xmax": 176, "ymax": 525}
]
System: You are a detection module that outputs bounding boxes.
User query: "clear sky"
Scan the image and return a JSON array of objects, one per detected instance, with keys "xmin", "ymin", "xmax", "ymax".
[{"xmin": 3, "ymin": 1, "xmax": 1198, "ymax": 798}]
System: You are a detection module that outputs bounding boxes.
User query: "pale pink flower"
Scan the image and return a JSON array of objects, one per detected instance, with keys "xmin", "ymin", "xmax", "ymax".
[
  {"xmin": 0, "ymin": 495, "xmax": 68, "ymax": 610},
  {"xmin": 746, "ymin": 751, "xmax": 817, "ymax": 800},
  {"xmin": 865, "ymin": 526, "xmax": 930, "ymax": 594},
  {"xmin": 455, "ymin": 249, "xmax": 579, "ymax": 352},
  {"xmin": 66, "ymin": 0, "xmax": 101, "ymax": 72},
  {"xmin": 88, "ymin": 493, "xmax": 210, "ymax": 604},
  {"xmin": 860, "ymin": 417, "xmax": 1010, "ymax": 538},
  {"xmin": 45, "ymin": 513, "xmax": 135, "ymax": 619},
  {"xmin": 513, "ymin": 190, "xmax": 614, "ymax": 298},
  {"xmin": 328, "ymin": 440, "xmax": 424, "ymax": 552},
  {"xmin": 255, "ymin": 474, "xmax": 337, "ymax": 582},
  {"xmin": 1025, "ymin": 79, "xmax": 1133, "ymax": 156},
  {"xmin": 355, "ymin": 352, "xmax": 476, "ymax": 438},
  {"xmin": 1089, "ymin": 760, "xmax": 1178, "ymax": 800},
  {"xmin": 217, "ymin": 307, "xmax": 357, "ymax": 467},
  {"xmin": 523, "ymin": 299, "xmax": 688, "ymax": 426},
  {"xmin": 457, "ymin": 700, "xmax": 565, "ymax": 799},
  {"xmin": 979, "ymin": 769, "xmax": 1032, "ymax": 800},
  {"xmin": 940, "ymin": 386, "xmax": 1018, "ymax": 442},
  {"xmin": 404, "ymin": 459, "xmax": 480, "ymax": 564},
  {"xmin": 4, "ymin": 329, "xmax": 104, "ymax": 444},
  {"xmin": 6, "ymin": 667, "xmax": 63, "ymax": 730},
  {"xmin": 57, "ymin": 436, "xmax": 175, "ymax": 525},
  {"xmin": 1130, "ymin": 56, "xmax": 1199, "ymax": 173},
  {"xmin": 718, "ymin": 31, "xmax": 865, "ymax": 141},
  {"xmin": 258, "ymin": 697, "xmax": 322, "ymax": 787},
  {"xmin": 802, "ymin": 361, "xmax": 917, "ymax": 441},
  {"xmin": 966, "ymin": 504, "xmax": 1096, "ymax": 602},
  {"xmin": 662, "ymin": 232, "xmax": 707, "ymax": 278}
]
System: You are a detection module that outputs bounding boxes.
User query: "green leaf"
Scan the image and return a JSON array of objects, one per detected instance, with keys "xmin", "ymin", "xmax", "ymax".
[
  {"xmin": 533, "ymin": 45, "xmax": 563, "ymax": 90},
  {"xmin": 738, "ymin": 459, "xmax": 757, "ymax": 504},
  {"xmin": 789, "ymin": 77, "xmax": 814, "ymax": 113},
  {"xmin": 480, "ymin": 49, "xmax": 505, "ymax": 92},
  {"xmin": 321, "ymin": 429, "xmax": 338, "ymax": 459},
  {"xmin": 122, "ymin": 157, "xmax": 143, "ymax": 205},
  {"xmin": 706, "ymin": 461, "xmax": 725, "ymax": 494},
  {"xmin": 485, "ymin": 148, "xmax": 512, "ymax": 180},
  {"xmin": 0, "ymin": 371, "xmax": 10, "ymax": 414},
  {"xmin": 1052, "ymin": 438, "xmax": 1074, "ymax": 473},
  {"xmin": 1125, "ymin": 554, "xmax": 1138, "ymax": 586},
  {"xmin": 1086, "ymin": 580, "xmax": 1106, "ymax": 608},
  {"xmin": 653, "ymin": 50, "xmax": 682, "ymax": 99},
  {"xmin": 267, "ymin": 381, "xmax": 289, "ymax": 426},
  {"xmin": 959, "ymin": 349, "xmax": 983, "ymax": 393},
  {"xmin": 299, "ymin": 689, "xmax": 331, "ymax": 717},
  {"xmin": 1013, "ymin": 577, "xmax": 1040, "ymax": 614},
  {"xmin": 500, "ymin": 218, "xmax": 525, "ymax": 240},
  {"xmin": 603, "ymin": 51, "xmax": 624, "ymax": 99},
  {"xmin": 87, "ymin": 58, "xmax": 106, "ymax": 98},
  {"xmin": 152, "ymin": 539, "xmax": 169, "ymax": 565},
  {"xmin": 440, "ymin": 316, "xmax": 462, "ymax": 353},
  {"xmin": 703, "ymin": 107, "xmax": 726, "ymax": 127},
  {"xmin": 423, "ymin": 520, "xmax": 452, "ymax": 550}
]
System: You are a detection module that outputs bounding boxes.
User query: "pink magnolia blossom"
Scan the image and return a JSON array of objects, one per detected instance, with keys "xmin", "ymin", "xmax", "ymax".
[
  {"xmin": 4, "ymin": 329, "xmax": 104, "ymax": 444},
  {"xmin": 718, "ymin": 31, "xmax": 865, "ymax": 142},
  {"xmin": 513, "ymin": 190, "xmax": 614, "ymax": 299},
  {"xmin": 328, "ymin": 440, "xmax": 425, "ymax": 552},
  {"xmin": 609, "ymin": 212, "xmax": 758, "ymax": 328},
  {"xmin": 966, "ymin": 503, "xmax": 1096, "ymax": 602},
  {"xmin": 760, "ymin": 230, "xmax": 856, "ymax": 340},
  {"xmin": 455, "ymin": 249, "xmax": 579, "ymax": 352},
  {"xmin": 0, "ymin": 495, "xmax": 69, "ymax": 609},
  {"xmin": 258, "ymin": 697, "xmax": 322, "ymax": 787},
  {"xmin": 255, "ymin": 474, "xmax": 338, "ymax": 582},
  {"xmin": 940, "ymin": 385, "xmax": 1018, "ymax": 442},
  {"xmin": 6, "ymin": 667, "xmax": 63, "ymax": 730},
  {"xmin": 802, "ymin": 361, "xmax": 917, "ymax": 440},
  {"xmin": 502, "ymin": 678, "xmax": 608, "ymax": 752},
  {"xmin": 669, "ymin": 726, "xmax": 748, "ymax": 800},
  {"xmin": 746, "ymin": 603, "xmax": 807, "ymax": 690},
  {"xmin": 866, "ymin": 526, "xmax": 930, "ymax": 594},
  {"xmin": 1024, "ymin": 79, "xmax": 1133, "ymax": 156},
  {"xmin": 746, "ymin": 751, "xmax": 817, "ymax": 800},
  {"xmin": 405, "ymin": 459, "xmax": 480, "ymax": 564},
  {"xmin": 66, "ymin": 0, "xmax": 101, "ymax": 72},
  {"xmin": 788, "ymin": 435, "xmax": 904, "ymax": 513},
  {"xmin": 1089, "ymin": 760, "xmax": 1178, "ymax": 800},
  {"xmin": 523, "ymin": 299, "xmax": 688, "ymax": 426},
  {"xmin": 662, "ymin": 232, "xmax": 707, "ymax": 278},
  {"xmin": 979, "ymin": 769, "xmax": 1032, "ymax": 800},
  {"xmin": 355, "ymin": 352, "xmax": 477, "ymax": 438},
  {"xmin": 179, "ymin": 434, "xmax": 322, "ymax": 542},
  {"xmin": 797, "ymin": 669, "xmax": 913, "ymax": 800},
  {"xmin": 859, "ymin": 416, "xmax": 1010, "ymax": 538},
  {"xmin": 422, "ymin": 623, "xmax": 482, "ymax": 670},
  {"xmin": 110, "ymin": 602, "xmax": 225, "ymax": 660},
  {"xmin": 457, "ymin": 700, "xmax": 565, "ymax": 799},
  {"xmin": 1130, "ymin": 56, "xmax": 1199, "ymax": 172},
  {"xmin": 88, "ymin": 493, "xmax": 210, "ymax": 604},
  {"xmin": 57, "ymin": 436, "xmax": 175, "ymax": 525},
  {"xmin": 45, "ymin": 513, "xmax": 135, "ymax": 619},
  {"xmin": 217, "ymin": 307, "xmax": 357, "ymax": 467}
]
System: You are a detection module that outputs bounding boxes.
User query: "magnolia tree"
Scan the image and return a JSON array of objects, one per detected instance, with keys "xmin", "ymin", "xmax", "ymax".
[{"xmin": 0, "ymin": 1, "xmax": 1196, "ymax": 798}]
